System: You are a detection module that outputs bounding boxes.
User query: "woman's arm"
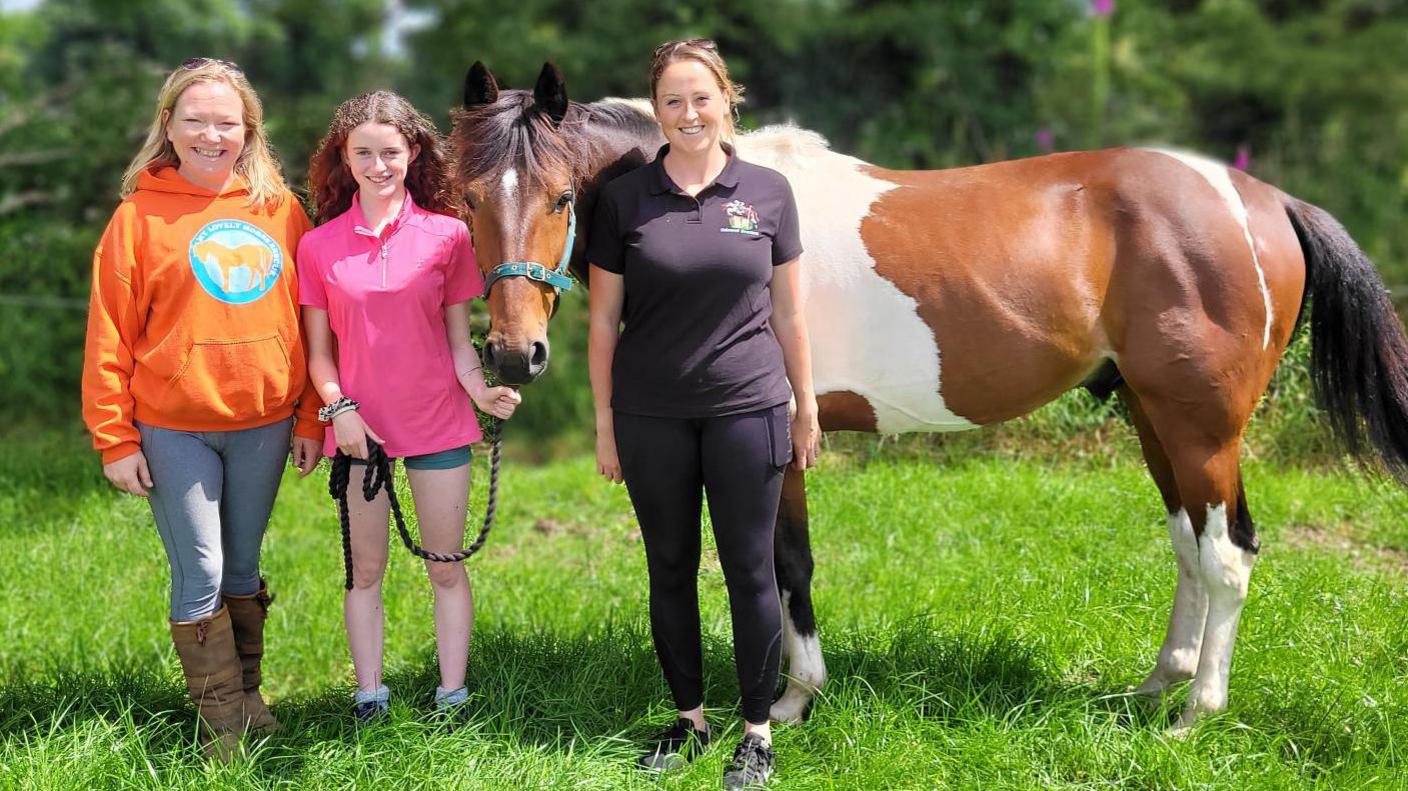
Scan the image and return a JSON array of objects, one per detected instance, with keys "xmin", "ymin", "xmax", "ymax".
[
  {"xmin": 445, "ymin": 301, "xmax": 520, "ymax": 420},
  {"xmin": 769, "ymin": 259, "xmax": 820, "ymax": 470},
  {"xmin": 588, "ymin": 264, "xmax": 626, "ymax": 482},
  {"xmin": 302, "ymin": 305, "xmax": 382, "ymax": 459},
  {"xmin": 84, "ymin": 213, "xmax": 152, "ymax": 495}
]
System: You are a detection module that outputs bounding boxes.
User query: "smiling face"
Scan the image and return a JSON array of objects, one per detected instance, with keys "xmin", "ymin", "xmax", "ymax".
[
  {"xmin": 653, "ymin": 59, "xmax": 730, "ymax": 157},
  {"xmin": 343, "ymin": 121, "xmax": 421, "ymax": 205},
  {"xmin": 165, "ymin": 80, "xmax": 246, "ymax": 191}
]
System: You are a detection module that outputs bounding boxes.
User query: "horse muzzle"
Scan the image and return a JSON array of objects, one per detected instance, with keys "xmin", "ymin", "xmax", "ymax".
[{"xmin": 483, "ymin": 337, "xmax": 549, "ymax": 385}]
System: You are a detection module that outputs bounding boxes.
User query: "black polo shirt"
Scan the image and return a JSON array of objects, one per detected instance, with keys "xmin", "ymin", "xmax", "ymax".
[{"xmin": 587, "ymin": 144, "xmax": 803, "ymax": 418}]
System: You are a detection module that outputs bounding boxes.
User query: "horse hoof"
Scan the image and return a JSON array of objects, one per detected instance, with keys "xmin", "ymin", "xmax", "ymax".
[
  {"xmin": 769, "ymin": 691, "xmax": 810, "ymax": 724},
  {"xmin": 1167, "ymin": 712, "xmax": 1198, "ymax": 737},
  {"xmin": 1132, "ymin": 669, "xmax": 1193, "ymax": 699}
]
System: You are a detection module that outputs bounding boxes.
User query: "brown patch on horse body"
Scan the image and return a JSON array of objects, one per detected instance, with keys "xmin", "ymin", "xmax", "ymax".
[
  {"xmin": 1108, "ymin": 153, "xmax": 1304, "ymax": 445},
  {"xmin": 817, "ymin": 390, "xmax": 878, "ymax": 432},
  {"xmin": 858, "ymin": 152, "xmax": 1120, "ymax": 424}
]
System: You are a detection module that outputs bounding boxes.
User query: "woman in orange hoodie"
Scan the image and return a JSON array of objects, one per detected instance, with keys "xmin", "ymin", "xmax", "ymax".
[{"xmin": 81, "ymin": 58, "xmax": 322, "ymax": 760}]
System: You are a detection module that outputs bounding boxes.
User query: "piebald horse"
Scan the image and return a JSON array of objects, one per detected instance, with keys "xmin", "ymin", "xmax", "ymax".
[{"xmin": 450, "ymin": 62, "xmax": 1408, "ymax": 730}]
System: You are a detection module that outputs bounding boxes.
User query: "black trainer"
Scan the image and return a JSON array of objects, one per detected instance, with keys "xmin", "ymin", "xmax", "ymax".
[
  {"xmin": 638, "ymin": 717, "xmax": 711, "ymax": 772},
  {"xmin": 723, "ymin": 732, "xmax": 774, "ymax": 789}
]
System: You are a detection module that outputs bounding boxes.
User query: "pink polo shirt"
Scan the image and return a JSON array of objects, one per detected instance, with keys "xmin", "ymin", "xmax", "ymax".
[{"xmin": 297, "ymin": 193, "xmax": 483, "ymax": 458}]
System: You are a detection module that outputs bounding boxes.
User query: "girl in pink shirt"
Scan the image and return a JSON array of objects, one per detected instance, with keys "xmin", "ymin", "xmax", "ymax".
[{"xmin": 298, "ymin": 91, "xmax": 520, "ymax": 722}]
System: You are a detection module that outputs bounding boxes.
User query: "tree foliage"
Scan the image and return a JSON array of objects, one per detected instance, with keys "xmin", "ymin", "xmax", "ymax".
[{"xmin": 3, "ymin": 0, "xmax": 1405, "ymax": 435}]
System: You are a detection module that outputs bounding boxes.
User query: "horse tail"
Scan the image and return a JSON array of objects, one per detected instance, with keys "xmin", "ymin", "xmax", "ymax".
[{"xmin": 1284, "ymin": 196, "xmax": 1408, "ymax": 481}]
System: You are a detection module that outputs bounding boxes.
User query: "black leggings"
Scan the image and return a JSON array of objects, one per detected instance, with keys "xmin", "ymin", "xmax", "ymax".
[{"xmin": 614, "ymin": 403, "xmax": 792, "ymax": 724}]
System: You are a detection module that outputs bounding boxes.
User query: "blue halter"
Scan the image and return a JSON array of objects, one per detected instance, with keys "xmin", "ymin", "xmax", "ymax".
[{"xmin": 482, "ymin": 194, "xmax": 577, "ymax": 297}]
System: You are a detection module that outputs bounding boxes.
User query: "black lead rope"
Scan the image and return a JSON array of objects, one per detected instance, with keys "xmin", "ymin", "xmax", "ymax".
[{"xmin": 328, "ymin": 419, "xmax": 503, "ymax": 590}]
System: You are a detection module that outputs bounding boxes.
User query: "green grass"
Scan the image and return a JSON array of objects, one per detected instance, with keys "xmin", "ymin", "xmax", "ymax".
[{"xmin": 2, "ymin": 427, "xmax": 1407, "ymax": 789}]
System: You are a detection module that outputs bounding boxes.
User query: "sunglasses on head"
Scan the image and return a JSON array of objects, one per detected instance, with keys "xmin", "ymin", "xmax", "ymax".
[
  {"xmin": 653, "ymin": 38, "xmax": 717, "ymax": 58},
  {"xmin": 180, "ymin": 57, "xmax": 243, "ymax": 74}
]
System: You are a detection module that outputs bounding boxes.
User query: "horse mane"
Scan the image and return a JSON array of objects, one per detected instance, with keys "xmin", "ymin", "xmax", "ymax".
[
  {"xmin": 449, "ymin": 93, "xmax": 662, "ymax": 190},
  {"xmin": 449, "ymin": 90, "xmax": 585, "ymax": 190}
]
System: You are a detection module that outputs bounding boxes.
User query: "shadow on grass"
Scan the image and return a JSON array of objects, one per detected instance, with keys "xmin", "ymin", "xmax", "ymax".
[{"xmin": 3, "ymin": 618, "xmax": 1382, "ymax": 780}]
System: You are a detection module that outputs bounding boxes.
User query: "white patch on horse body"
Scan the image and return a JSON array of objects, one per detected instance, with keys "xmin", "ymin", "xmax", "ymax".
[
  {"xmin": 739, "ymin": 126, "xmax": 978, "ymax": 433},
  {"xmin": 1135, "ymin": 508, "xmax": 1208, "ymax": 697},
  {"xmin": 501, "ymin": 167, "xmax": 518, "ymax": 195},
  {"xmin": 1176, "ymin": 502, "xmax": 1256, "ymax": 730},
  {"xmin": 1148, "ymin": 149, "xmax": 1275, "ymax": 349},
  {"xmin": 771, "ymin": 591, "xmax": 826, "ymax": 723}
]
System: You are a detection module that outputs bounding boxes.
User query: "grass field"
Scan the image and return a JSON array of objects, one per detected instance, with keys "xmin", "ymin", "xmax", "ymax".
[{"xmin": 2, "ymin": 426, "xmax": 1406, "ymax": 789}]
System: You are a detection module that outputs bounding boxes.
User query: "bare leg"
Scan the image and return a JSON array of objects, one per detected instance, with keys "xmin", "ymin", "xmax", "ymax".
[
  {"xmin": 344, "ymin": 471, "xmax": 391, "ymax": 693},
  {"xmin": 406, "ymin": 463, "xmax": 474, "ymax": 692}
]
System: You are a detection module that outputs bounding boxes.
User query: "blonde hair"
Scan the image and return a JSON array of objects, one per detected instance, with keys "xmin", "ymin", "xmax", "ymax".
[
  {"xmin": 120, "ymin": 60, "xmax": 287, "ymax": 209},
  {"xmin": 649, "ymin": 39, "xmax": 745, "ymax": 140}
]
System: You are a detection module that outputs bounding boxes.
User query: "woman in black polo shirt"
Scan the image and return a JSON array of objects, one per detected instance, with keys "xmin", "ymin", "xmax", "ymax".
[{"xmin": 586, "ymin": 39, "xmax": 819, "ymax": 789}]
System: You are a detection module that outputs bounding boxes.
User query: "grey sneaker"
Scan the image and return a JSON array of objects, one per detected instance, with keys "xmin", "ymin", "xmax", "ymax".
[
  {"xmin": 432, "ymin": 685, "xmax": 470, "ymax": 729},
  {"xmin": 352, "ymin": 686, "xmax": 389, "ymax": 725},
  {"xmin": 723, "ymin": 733, "xmax": 774, "ymax": 789},
  {"xmin": 638, "ymin": 717, "xmax": 711, "ymax": 772}
]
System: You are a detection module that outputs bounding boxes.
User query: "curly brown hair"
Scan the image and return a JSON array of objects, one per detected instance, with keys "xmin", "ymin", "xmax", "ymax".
[{"xmin": 307, "ymin": 90, "xmax": 463, "ymax": 225}]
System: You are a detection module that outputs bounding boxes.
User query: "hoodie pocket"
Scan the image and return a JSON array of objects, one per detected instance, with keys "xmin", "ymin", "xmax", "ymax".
[{"xmin": 167, "ymin": 333, "xmax": 293, "ymax": 417}]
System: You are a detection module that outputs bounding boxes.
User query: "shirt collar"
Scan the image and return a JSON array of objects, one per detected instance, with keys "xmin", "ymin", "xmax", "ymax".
[
  {"xmin": 351, "ymin": 190, "xmax": 417, "ymax": 238},
  {"xmin": 648, "ymin": 142, "xmax": 741, "ymax": 196}
]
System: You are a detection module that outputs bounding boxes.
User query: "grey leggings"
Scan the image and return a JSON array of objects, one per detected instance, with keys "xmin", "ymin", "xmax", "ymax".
[{"xmin": 137, "ymin": 418, "xmax": 291, "ymax": 621}]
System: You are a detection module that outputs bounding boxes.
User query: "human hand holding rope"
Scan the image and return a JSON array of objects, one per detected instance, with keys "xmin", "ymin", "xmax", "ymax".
[{"xmin": 332, "ymin": 410, "xmax": 384, "ymax": 460}]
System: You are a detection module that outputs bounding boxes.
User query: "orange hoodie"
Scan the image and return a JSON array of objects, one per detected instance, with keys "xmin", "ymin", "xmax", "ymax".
[{"xmin": 83, "ymin": 167, "xmax": 323, "ymax": 464}]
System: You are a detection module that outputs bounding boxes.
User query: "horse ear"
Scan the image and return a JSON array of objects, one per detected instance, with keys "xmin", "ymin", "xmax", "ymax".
[
  {"xmin": 464, "ymin": 61, "xmax": 499, "ymax": 108},
  {"xmin": 533, "ymin": 61, "xmax": 568, "ymax": 125}
]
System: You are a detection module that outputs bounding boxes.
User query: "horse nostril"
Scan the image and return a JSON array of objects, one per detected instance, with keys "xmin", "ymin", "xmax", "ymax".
[
  {"xmin": 529, "ymin": 341, "xmax": 549, "ymax": 368},
  {"xmin": 482, "ymin": 342, "xmax": 499, "ymax": 370}
]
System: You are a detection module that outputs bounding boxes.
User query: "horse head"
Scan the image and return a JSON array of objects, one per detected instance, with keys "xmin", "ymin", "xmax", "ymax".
[{"xmin": 449, "ymin": 61, "xmax": 578, "ymax": 386}]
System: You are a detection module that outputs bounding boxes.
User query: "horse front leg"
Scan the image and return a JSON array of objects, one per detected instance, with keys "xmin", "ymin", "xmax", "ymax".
[{"xmin": 770, "ymin": 464, "xmax": 825, "ymax": 723}]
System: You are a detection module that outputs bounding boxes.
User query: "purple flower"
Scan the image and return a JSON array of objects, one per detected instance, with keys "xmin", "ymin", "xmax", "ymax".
[
  {"xmin": 1091, "ymin": 0, "xmax": 1115, "ymax": 17},
  {"xmin": 1232, "ymin": 144, "xmax": 1251, "ymax": 171},
  {"xmin": 1035, "ymin": 127, "xmax": 1055, "ymax": 152}
]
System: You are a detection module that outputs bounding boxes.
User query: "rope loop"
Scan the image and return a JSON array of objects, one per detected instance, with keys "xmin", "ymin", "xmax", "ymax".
[{"xmin": 330, "ymin": 420, "xmax": 503, "ymax": 590}]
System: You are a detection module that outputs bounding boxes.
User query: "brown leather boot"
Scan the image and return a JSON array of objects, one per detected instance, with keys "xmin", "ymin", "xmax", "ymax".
[
  {"xmin": 169, "ymin": 606, "xmax": 246, "ymax": 761},
  {"xmin": 222, "ymin": 579, "xmax": 280, "ymax": 733}
]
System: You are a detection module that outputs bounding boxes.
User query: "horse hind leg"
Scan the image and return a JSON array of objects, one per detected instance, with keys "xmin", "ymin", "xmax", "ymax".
[
  {"xmin": 1122, "ymin": 386, "xmax": 1207, "ymax": 699},
  {"xmin": 1135, "ymin": 392, "xmax": 1259, "ymax": 730},
  {"xmin": 1178, "ymin": 467, "xmax": 1258, "ymax": 731},
  {"xmin": 770, "ymin": 465, "xmax": 826, "ymax": 723}
]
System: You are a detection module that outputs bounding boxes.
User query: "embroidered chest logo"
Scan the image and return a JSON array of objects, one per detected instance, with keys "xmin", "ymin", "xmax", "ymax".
[
  {"xmin": 188, "ymin": 220, "xmax": 283, "ymax": 304},
  {"xmin": 720, "ymin": 200, "xmax": 761, "ymax": 236}
]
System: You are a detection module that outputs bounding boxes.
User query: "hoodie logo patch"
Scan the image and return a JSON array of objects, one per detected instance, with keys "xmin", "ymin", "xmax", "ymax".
[{"xmin": 189, "ymin": 220, "xmax": 283, "ymax": 304}]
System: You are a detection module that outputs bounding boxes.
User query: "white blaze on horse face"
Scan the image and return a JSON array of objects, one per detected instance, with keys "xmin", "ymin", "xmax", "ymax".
[
  {"xmin": 1135, "ymin": 508, "xmax": 1208, "ymax": 697},
  {"xmin": 1148, "ymin": 149, "xmax": 1275, "ymax": 350},
  {"xmin": 738, "ymin": 126, "xmax": 977, "ymax": 433},
  {"xmin": 496, "ymin": 167, "xmax": 526, "ymax": 256},
  {"xmin": 1177, "ymin": 502, "xmax": 1256, "ymax": 730}
]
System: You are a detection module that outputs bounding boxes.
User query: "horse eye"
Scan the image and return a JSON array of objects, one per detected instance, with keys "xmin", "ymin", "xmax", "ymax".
[{"xmin": 554, "ymin": 192, "xmax": 571, "ymax": 212}]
